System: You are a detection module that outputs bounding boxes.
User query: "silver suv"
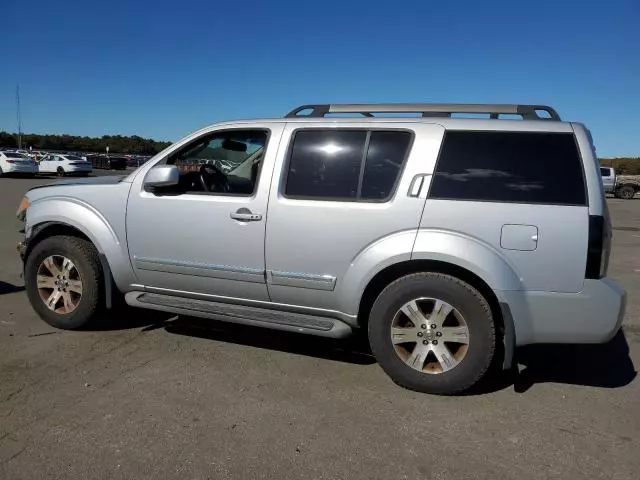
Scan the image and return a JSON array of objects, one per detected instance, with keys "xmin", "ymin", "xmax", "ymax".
[{"xmin": 16, "ymin": 103, "xmax": 627, "ymax": 395}]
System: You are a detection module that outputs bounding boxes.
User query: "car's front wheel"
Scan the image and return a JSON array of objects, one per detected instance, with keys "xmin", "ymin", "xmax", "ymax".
[
  {"xmin": 25, "ymin": 235, "xmax": 103, "ymax": 329},
  {"xmin": 368, "ymin": 272, "xmax": 496, "ymax": 395}
]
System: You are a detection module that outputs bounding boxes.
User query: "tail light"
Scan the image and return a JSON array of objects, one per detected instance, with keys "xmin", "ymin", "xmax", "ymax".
[{"xmin": 585, "ymin": 211, "xmax": 612, "ymax": 279}]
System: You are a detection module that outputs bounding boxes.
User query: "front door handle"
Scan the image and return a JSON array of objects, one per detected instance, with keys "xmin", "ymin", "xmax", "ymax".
[{"xmin": 230, "ymin": 208, "xmax": 262, "ymax": 222}]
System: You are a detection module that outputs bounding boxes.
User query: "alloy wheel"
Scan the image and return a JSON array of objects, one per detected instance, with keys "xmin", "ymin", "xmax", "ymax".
[
  {"xmin": 390, "ymin": 297, "xmax": 470, "ymax": 374},
  {"xmin": 36, "ymin": 255, "xmax": 83, "ymax": 314}
]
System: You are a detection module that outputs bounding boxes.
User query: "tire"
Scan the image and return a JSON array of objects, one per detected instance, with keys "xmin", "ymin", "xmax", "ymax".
[
  {"xmin": 57, "ymin": 167, "xmax": 65, "ymax": 177},
  {"xmin": 616, "ymin": 185, "xmax": 636, "ymax": 200},
  {"xmin": 368, "ymin": 273, "xmax": 496, "ymax": 395},
  {"xmin": 25, "ymin": 235, "xmax": 103, "ymax": 330}
]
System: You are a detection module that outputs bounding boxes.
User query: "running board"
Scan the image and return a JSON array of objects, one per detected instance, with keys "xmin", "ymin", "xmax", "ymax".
[{"xmin": 125, "ymin": 292, "xmax": 353, "ymax": 338}]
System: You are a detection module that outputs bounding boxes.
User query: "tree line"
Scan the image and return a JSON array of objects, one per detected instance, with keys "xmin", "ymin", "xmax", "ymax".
[
  {"xmin": 600, "ymin": 158, "xmax": 640, "ymax": 175},
  {"xmin": 0, "ymin": 131, "xmax": 172, "ymax": 155}
]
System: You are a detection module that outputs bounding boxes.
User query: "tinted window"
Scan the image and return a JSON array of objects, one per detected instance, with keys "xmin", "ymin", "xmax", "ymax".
[
  {"xmin": 600, "ymin": 168, "xmax": 611, "ymax": 177},
  {"xmin": 360, "ymin": 131, "xmax": 412, "ymax": 200},
  {"xmin": 285, "ymin": 130, "xmax": 367, "ymax": 200},
  {"xmin": 285, "ymin": 130, "xmax": 412, "ymax": 201},
  {"xmin": 6, "ymin": 153, "xmax": 27, "ymax": 159},
  {"xmin": 430, "ymin": 131, "xmax": 586, "ymax": 205}
]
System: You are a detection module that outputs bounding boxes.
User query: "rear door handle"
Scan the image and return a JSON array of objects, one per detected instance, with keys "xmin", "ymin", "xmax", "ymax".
[{"xmin": 230, "ymin": 209, "xmax": 262, "ymax": 222}]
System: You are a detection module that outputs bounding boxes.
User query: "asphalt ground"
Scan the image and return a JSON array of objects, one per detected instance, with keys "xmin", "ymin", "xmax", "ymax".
[{"xmin": 0, "ymin": 171, "xmax": 638, "ymax": 480}]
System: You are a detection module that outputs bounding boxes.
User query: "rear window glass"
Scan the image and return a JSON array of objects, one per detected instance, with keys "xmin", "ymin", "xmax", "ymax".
[
  {"xmin": 360, "ymin": 131, "xmax": 412, "ymax": 200},
  {"xmin": 284, "ymin": 129, "xmax": 412, "ymax": 201},
  {"xmin": 429, "ymin": 131, "xmax": 586, "ymax": 205},
  {"xmin": 600, "ymin": 168, "xmax": 611, "ymax": 176},
  {"xmin": 286, "ymin": 130, "xmax": 365, "ymax": 200},
  {"xmin": 5, "ymin": 152, "xmax": 27, "ymax": 159}
]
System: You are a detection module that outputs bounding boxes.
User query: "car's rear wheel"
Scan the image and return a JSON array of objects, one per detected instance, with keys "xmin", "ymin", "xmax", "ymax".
[
  {"xmin": 368, "ymin": 272, "xmax": 496, "ymax": 395},
  {"xmin": 25, "ymin": 235, "xmax": 103, "ymax": 329},
  {"xmin": 616, "ymin": 185, "xmax": 636, "ymax": 199}
]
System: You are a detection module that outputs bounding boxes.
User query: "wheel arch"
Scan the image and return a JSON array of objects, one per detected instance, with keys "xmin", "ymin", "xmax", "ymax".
[
  {"xmin": 24, "ymin": 222, "xmax": 119, "ymax": 309},
  {"xmin": 25, "ymin": 198, "xmax": 135, "ymax": 294},
  {"xmin": 617, "ymin": 182, "xmax": 640, "ymax": 192},
  {"xmin": 357, "ymin": 259, "xmax": 516, "ymax": 370}
]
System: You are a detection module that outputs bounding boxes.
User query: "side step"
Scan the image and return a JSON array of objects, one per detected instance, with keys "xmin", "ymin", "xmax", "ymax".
[{"xmin": 125, "ymin": 292, "xmax": 353, "ymax": 338}]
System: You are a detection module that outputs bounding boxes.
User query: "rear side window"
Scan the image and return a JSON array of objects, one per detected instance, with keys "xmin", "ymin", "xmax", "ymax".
[
  {"xmin": 600, "ymin": 168, "xmax": 611, "ymax": 177},
  {"xmin": 361, "ymin": 132, "xmax": 413, "ymax": 200},
  {"xmin": 285, "ymin": 129, "xmax": 412, "ymax": 201},
  {"xmin": 429, "ymin": 131, "xmax": 586, "ymax": 205}
]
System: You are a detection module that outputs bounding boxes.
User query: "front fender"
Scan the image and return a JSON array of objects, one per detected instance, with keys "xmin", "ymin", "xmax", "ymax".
[
  {"xmin": 412, "ymin": 229, "xmax": 523, "ymax": 296},
  {"xmin": 26, "ymin": 197, "xmax": 135, "ymax": 290}
]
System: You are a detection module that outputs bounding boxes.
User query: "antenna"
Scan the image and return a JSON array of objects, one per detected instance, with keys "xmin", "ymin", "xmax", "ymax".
[{"xmin": 16, "ymin": 85, "xmax": 22, "ymax": 149}]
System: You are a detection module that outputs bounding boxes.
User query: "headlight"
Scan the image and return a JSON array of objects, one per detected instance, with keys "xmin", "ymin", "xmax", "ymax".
[{"xmin": 16, "ymin": 196, "xmax": 29, "ymax": 222}]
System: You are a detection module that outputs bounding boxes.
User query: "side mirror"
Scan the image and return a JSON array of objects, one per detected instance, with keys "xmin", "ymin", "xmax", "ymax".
[{"xmin": 144, "ymin": 165, "xmax": 179, "ymax": 191}]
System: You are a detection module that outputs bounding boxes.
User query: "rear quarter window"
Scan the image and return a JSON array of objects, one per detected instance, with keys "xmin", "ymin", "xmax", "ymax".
[{"xmin": 429, "ymin": 131, "xmax": 587, "ymax": 205}]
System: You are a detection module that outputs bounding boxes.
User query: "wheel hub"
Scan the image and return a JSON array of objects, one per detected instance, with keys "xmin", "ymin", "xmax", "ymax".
[{"xmin": 423, "ymin": 330, "xmax": 437, "ymax": 342}]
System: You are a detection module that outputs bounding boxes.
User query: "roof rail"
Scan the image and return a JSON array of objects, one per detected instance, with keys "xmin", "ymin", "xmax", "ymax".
[{"xmin": 285, "ymin": 103, "xmax": 561, "ymax": 121}]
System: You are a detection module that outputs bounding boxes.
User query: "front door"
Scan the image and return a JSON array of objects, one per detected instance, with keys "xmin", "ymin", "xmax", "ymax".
[{"xmin": 126, "ymin": 124, "xmax": 284, "ymax": 302}]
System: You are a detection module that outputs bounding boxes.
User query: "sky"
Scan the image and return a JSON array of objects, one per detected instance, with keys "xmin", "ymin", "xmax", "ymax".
[{"xmin": 2, "ymin": 0, "xmax": 639, "ymax": 157}]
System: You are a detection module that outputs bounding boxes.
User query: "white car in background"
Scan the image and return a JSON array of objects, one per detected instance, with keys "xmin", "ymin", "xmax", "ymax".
[
  {"xmin": 38, "ymin": 154, "xmax": 92, "ymax": 177},
  {"xmin": 0, "ymin": 151, "xmax": 38, "ymax": 176}
]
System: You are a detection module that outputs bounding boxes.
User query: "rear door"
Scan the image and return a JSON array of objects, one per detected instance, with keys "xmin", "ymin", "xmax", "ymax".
[
  {"xmin": 422, "ymin": 125, "xmax": 589, "ymax": 293},
  {"xmin": 264, "ymin": 122, "xmax": 445, "ymax": 312}
]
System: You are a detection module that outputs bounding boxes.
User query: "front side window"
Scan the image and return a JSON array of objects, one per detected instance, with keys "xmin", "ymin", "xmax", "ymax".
[
  {"xmin": 284, "ymin": 129, "xmax": 412, "ymax": 201},
  {"xmin": 163, "ymin": 129, "xmax": 269, "ymax": 196},
  {"xmin": 429, "ymin": 131, "xmax": 586, "ymax": 205}
]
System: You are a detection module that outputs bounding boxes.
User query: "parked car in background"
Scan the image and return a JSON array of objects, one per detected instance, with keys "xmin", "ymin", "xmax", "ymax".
[
  {"xmin": 600, "ymin": 167, "xmax": 616, "ymax": 194},
  {"xmin": 0, "ymin": 151, "xmax": 38, "ymax": 176},
  {"xmin": 38, "ymin": 154, "xmax": 92, "ymax": 176},
  {"xmin": 88, "ymin": 155, "xmax": 127, "ymax": 170}
]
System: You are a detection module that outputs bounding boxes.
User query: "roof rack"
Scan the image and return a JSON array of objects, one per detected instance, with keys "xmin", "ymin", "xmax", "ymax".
[{"xmin": 285, "ymin": 103, "xmax": 561, "ymax": 121}]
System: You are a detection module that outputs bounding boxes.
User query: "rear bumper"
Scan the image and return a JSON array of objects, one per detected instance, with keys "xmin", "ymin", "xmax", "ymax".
[
  {"xmin": 500, "ymin": 278, "xmax": 627, "ymax": 346},
  {"xmin": 66, "ymin": 166, "xmax": 93, "ymax": 173}
]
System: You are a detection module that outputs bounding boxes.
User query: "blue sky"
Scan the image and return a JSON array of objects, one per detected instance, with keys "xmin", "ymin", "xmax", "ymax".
[{"xmin": 2, "ymin": 0, "xmax": 639, "ymax": 156}]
